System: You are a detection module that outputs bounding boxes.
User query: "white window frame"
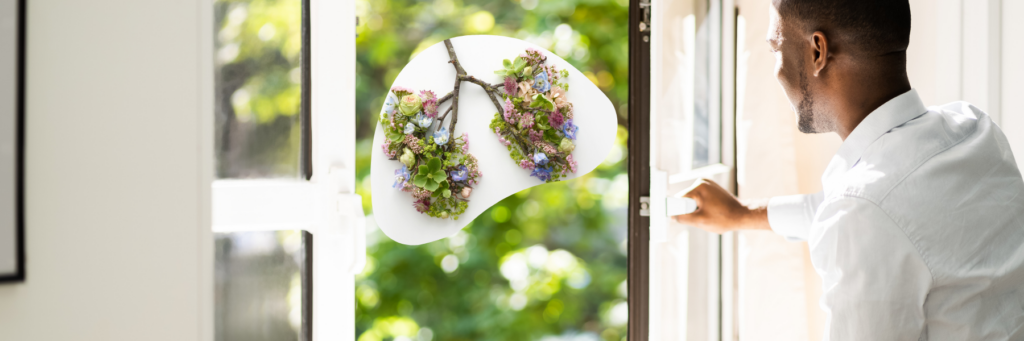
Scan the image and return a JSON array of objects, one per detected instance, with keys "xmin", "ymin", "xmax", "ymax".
[
  {"xmin": 209, "ymin": 0, "xmax": 361, "ymax": 340},
  {"xmin": 645, "ymin": 0, "xmax": 738, "ymax": 339}
]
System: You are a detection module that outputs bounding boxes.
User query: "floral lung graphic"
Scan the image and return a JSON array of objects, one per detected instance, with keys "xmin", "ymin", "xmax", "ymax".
[
  {"xmin": 379, "ymin": 40, "xmax": 496, "ymax": 220},
  {"xmin": 371, "ymin": 36, "xmax": 617, "ymax": 245},
  {"xmin": 380, "ymin": 84, "xmax": 481, "ymax": 220},
  {"xmin": 489, "ymin": 48, "xmax": 579, "ymax": 183}
]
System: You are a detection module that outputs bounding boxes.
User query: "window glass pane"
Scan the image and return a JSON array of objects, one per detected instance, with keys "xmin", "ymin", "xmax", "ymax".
[
  {"xmin": 651, "ymin": 0, "xmax": 719, "ymax": 174},
  {"xmin": 354, "ymin": 0, "xmax": 630, "ymax": 339},
  {"xmin": 691, "ymin": 0, "xmax": 715, "ymax": 168},
  {"xmin": 215, "ymin": 230, "xmax": 309, "ymax": 341},
  {"xmin": 214, "ymin": 0, "xmax": 303, "ymax": 179},
  {"xmin": 649, "ymin": 0, "xmax": 721, "ymax": 339}
]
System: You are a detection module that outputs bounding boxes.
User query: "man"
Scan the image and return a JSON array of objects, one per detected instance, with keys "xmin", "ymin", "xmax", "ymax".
[{"xmin": 674, "ymin": 0, "xmax": 1024, "ymax": 339}]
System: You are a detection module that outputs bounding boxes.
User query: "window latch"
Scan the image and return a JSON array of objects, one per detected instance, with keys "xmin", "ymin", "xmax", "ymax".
[{"xmin": 646, "ymin": 169, "xmax": 698, "ymax": 242}]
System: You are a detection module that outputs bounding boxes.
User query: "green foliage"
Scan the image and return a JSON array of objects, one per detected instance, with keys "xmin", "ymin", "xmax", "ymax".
[
  {"xmin": 355, "ymin": 0, "xmax": 629, "ymax": 339},
  {"xmin": 496, "ymin": 56, "xmax": 528, "ymax": 77},
  {"xmin": 414, "ymin": 157, "xmax": 447, "ymax": 192}
]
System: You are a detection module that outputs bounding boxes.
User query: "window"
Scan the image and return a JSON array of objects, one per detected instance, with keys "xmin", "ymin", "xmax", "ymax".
[
  {"xmin": 630, "ymin": 0, "xmax": 737, "ymax": 340},
  {"xmin": 212, "ymin": 0, "xmax": 360, "ymax": 340},
  {"xmin": 354, "ymin": 0, "xmax": 631, "ymax": 340}
]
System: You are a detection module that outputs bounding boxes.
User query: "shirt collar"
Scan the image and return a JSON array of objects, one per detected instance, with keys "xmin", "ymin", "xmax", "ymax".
[{"xmin": 821, "ymin": 89, "xmax": 928, "ymax": 190}]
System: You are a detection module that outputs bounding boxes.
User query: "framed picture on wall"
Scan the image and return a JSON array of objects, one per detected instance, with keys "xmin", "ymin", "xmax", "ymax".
[{"xmin": 0, "ymin": 0, "xmax": 25, "ymax": 282}]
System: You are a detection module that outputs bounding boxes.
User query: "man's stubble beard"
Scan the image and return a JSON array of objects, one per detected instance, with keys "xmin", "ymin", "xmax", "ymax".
[{"xmin": 795, "ymin": 68, "xmax": 836, "ymax": 134}]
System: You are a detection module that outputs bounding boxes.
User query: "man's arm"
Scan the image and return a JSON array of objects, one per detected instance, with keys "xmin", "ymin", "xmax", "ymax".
[
  {"xmin": 814, "ymin": 197, "xmax": 930, "ymax": 340},
  {"xmin": 672, "ymin": 178, "xmax": 821, "ymax": 239}
]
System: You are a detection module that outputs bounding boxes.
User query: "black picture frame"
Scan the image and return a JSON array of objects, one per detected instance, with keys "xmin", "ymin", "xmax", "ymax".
[{"xmin": 0, "ymin": 0, "xmax": 26, "ymax": 283}]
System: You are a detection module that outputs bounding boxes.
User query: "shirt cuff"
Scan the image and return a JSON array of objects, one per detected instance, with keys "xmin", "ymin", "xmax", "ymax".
[{"xmin": 767, "ymin": 193, "xmax": 822, "ymax": 241}]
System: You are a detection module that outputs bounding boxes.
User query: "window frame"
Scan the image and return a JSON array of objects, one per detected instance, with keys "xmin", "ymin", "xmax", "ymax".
[
  {"xmin": 628, "ymin": 0, "xmax": 739, "ymax": 339},
  {"xmin": 209, "ymin": 0, "xmax": 361, "ymax": 340}
]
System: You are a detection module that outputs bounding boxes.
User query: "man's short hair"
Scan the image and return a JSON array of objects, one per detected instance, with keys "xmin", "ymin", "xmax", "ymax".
[{"xmin": 776, "ymin": 0, "xmax": 911, "ymax": 56}]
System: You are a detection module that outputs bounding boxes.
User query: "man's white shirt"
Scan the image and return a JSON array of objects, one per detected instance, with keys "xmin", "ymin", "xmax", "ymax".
[{"xmin": 767, "ymin": 90, "xmax": 1024, "ymax": 340}]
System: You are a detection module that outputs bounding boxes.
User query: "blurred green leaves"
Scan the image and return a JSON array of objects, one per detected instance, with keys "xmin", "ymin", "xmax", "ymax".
[{"xmin": 355, "ymin": 0, "xmax": 629, "ymax": 340}]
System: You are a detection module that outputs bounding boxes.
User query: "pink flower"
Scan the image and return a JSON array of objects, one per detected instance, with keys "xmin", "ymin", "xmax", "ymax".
[
  {"xmin": 381, "ymin": 139, "xmax": 397, "ymax": 158},
  {"xmin": 519, "ymin": 159, "xmax": 536, "ymax": 170},
  {"xmin": 519, "ymin": 113, "xmax": 535, "ymax": 130},
  {"xmin": 420, "ymin": 90, "xmax": 439, "ymax": 118},
  {"xmin": 541, "ymin": 143, "xmax": 557, "ymax": 156},
  {"xmin": 529, "ymin": 129, "xmax": 543, "ymax": 142},
  {"xmin": 405, "ymin": 135, "xmax": 423, "ymax": 153},
  {"xmin": 503, "ymin": 99, "xmax": 517, "ymax": 123},
  {"xmin": 413, "ymin": 188, "xmax": 431, "ymax": 200},
  {"xmin": 518, "ymin": 80, "xmax": 535, "ymax": 102},
  {"xmin": 567, "ymin": 154, "xmax": 578, "ymax": 173},
  {"xmin": 551, "ymin": 86, "xmax": 568, "ymax": 108},
  {"xmin": 413, "ymin": 199, "xmax": 431, "ymax": 213},
  {"xmin": 504, "ymin": 76, "xmax": 517, "ymax": 97},
  {"xmin": 461, "ymin": 187, "xmax": 473, "ymax": 198},
  {"xmin": 548, "ymin": 107, "xmax": 565, "ymax": 128}
]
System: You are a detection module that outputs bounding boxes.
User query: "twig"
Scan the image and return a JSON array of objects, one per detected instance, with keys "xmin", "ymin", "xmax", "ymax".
[
  {"xmin": 437, "ymin": 91, "xmax": 453, "ymax": 105},
  {"xmin": 444, "ymin": 39, "xmax": 463, "ymax": 146}
]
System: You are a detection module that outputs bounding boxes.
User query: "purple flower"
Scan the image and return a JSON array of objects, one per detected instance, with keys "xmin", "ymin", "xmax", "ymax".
[
  {"xmin": 530, "ymin": 166, "xmax": 553, "ymax": 182},
  {"xmin": 504, "ymin": 76, "xmax": 517, "ymax": 96},
  {"xmin": 451, "ymin": 165, "xmax": 469, "ymax": 181},
  {"xmin": 548, "ymin": 107, "xmax": 565, "ymax": 128},
  {"xmin": 393, "ymin": 166, "xmax": 411, "ymax": 189},
  {"xmin": 413, "ymin": 198, "xmax": 431, "ymax": 213},
  {"xmin": 533, "ymin": 152, "xmax": 549, "ymax": 166},
  {"xmin": 562, "ymin": 119, "xmax": 578, "ymax": 140}
]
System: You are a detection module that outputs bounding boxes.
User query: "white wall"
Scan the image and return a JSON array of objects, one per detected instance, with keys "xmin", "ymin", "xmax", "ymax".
[
  {"xmin": 908, "ymin": 0, "xmax": 1024, "ymax": 171},
  {"xmin": 0, "ymin": 0, "xmax": 213, "ymax": 340},
  {"xmin": 1003, "ymin": 0, "xmax": 1024, "ymax": 168}
]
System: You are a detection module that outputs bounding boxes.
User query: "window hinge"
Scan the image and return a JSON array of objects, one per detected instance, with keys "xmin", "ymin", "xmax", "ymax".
[
  {"xmin": 639, "ymin": 196, "xmax": 651, "ymax": 216},
  {"xmin": 639, "ymin": 0, "xmax": 652, "ymax": 35}
]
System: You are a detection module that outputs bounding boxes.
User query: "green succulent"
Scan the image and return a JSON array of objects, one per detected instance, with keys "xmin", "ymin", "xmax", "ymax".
[
  {"xmin": 529, "ymin": 93, "xmax": 554, "ymax": 111},
  {"xmin": 413, "ymin": 157, "xmax": 448, "ymax": 193},
  {"xmin": 495, "ymin": 56, "xmax": 527, "ymax": 77}
]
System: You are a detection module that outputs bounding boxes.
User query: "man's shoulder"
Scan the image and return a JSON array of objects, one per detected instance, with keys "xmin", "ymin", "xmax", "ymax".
[{"xmin": 835, "ymin": 102, "xmax": 1008, "ymax": 204}]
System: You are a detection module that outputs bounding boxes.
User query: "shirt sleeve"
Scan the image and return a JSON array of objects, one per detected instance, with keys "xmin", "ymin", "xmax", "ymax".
[
  {"xmin": 812, "ymin": 197, "xmax": 931, "ymax": 341},
  {"xmin": 767, "ymin": 191, "xmax": 823, "ymax": 241}
]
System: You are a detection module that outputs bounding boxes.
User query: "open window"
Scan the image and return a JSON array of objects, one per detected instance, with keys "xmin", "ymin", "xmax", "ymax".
[
  {"xmin": 211, "ymin": 0, "xmax": 359, "ymax": 340},
  {"xmin": 629, "ymin": 0, "xmax": 738, "ymax": 339}
]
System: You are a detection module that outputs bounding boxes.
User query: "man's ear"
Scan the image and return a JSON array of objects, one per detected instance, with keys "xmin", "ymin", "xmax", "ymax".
[{"xmin": 811, "ymin": 31, "xmax": 828, "ymax": 77}]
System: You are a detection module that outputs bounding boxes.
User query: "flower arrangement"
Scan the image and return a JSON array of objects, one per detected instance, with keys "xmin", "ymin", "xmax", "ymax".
[
  {"xmin": 379, "ymin": 39, "xmax": 512, "ymax": 220},
  {"xmin": 380, "ymin": 85, "xmax": 482, "ymax": 220},
  {"xmin": 489, "ymin": 48, "xmax": 579, "ymax": 183}
]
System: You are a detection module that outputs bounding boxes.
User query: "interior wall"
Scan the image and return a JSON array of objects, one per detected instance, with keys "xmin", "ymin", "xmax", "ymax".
[
  {"xmin": 734, "ymin": 0, "xmax": 833, "ymax": 340},
  {"xmin": 0, "ymin": 0, "xmax": 213, "ymax": 340},
  {"xmin": 1003, "ymin": 0, "xmax": 1024, "ymax": 169}
]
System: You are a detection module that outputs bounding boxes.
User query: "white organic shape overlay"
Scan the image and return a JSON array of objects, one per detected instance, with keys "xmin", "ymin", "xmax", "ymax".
[{"xmin": 371, "ymin": 35, "xmax": 617, "ymax": 245}]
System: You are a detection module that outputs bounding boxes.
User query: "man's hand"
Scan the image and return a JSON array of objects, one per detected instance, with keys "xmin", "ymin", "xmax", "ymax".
[{"xmin": 672, "ymin": 179, "xmax": 770, "ymax": 234}]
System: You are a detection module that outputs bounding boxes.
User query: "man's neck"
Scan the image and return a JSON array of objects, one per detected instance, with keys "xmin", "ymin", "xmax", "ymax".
[{"xmin": 831, "ymin": 66, "xmax": 911, "ymax": 141}]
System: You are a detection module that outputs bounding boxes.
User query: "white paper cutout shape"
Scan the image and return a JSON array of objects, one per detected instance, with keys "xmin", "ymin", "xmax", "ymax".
[{"xmin": 371, "ymin": 35, "xmax": 617, "ymax": 245}]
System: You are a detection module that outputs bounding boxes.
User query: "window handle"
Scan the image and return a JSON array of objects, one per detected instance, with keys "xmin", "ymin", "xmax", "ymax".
[{"xmin": 644, "ymin": 169, "xmax": 698, "ymax": 243}]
